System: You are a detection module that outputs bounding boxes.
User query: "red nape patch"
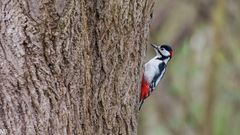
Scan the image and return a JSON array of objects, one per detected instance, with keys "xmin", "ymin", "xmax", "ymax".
[
  {"xmin": 170, "ymin": 51, "xmax": 173, "ymax": 57},
  {"xmin": 140, "ymin": 76, "xmax": 150, "ymax": 100}
]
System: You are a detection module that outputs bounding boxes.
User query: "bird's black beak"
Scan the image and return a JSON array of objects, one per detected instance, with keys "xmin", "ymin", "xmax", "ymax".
[
  {"xmin": 151, "ymin": 44, "xmax": 158, "ymax": 50},
  {"xmin": 151, "ymin": 44, "xmax": 161, "ymax": 55}
]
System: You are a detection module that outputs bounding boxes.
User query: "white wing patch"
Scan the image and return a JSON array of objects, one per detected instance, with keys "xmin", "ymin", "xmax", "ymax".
[{"xmin": 156, "ymin": 68, "xmax": 165, "ymax": 87}]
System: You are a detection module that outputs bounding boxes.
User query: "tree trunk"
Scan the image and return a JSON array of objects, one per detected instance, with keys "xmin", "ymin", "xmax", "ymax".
[{"xmin": 0, "ymin": 0, "xmax": 154, "ymax": 134}]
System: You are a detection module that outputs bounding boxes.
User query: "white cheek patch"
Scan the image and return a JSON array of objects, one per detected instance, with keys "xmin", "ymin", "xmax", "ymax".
[{"xmin": 160, "ymin": 49, "xmax": 170, "ymax": 56}]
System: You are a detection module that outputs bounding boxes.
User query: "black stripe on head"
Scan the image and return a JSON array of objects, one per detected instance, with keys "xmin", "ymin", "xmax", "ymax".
[
  {"xmin": 160, "ymin": 44, "xmax": 172, "ymax": 52},
  {"xmin": 156, "ymin": 56, "xmax": 167, "ymax": 61}
]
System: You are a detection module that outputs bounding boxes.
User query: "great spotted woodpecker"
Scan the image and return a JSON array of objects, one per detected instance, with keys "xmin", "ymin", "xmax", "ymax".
[{"xmin": 139, "ymin": 44, "xmax": 173, "ymax": 110}]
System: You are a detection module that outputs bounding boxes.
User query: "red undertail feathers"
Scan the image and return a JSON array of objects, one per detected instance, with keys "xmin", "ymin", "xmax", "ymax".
[{"xmin": 140, "ymin": 76, "xmax": 150, "ymax": 101}]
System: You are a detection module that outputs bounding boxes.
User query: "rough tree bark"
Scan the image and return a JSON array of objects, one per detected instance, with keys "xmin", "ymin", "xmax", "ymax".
[{"xmin": 0, "ymin": 0, "xmax": 154, "ymax": 135}]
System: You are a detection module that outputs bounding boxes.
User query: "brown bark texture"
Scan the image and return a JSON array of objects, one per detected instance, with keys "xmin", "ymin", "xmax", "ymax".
[{"xmin": 0, "ymin": 0, "xmax": 154, "ymax": 135}]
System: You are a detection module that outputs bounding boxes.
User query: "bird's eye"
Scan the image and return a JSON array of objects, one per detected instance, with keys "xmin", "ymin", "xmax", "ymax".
[{"xmin": 160, "ymin": 48, "xmax": 164, "ymax": 51}]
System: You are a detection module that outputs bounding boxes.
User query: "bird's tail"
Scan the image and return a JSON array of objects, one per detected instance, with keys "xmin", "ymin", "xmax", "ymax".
[
  {"xmin": 139, "ymin": 99, "xmax": 144, "ymax": 111},
  {"xmin": 139, "ymin": 75, "xmax": 150, "ymax": 111}
]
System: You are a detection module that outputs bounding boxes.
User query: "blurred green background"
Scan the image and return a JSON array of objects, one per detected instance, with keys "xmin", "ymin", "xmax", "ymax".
[{"xmin": 138, "ymin": 0, "xmax": 240, "ymax": 135}]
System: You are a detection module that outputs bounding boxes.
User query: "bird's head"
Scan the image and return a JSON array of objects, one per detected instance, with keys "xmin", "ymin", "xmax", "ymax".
[{"xmin": 151, "ymin": 44, "xmax": 173, "ymax": 59}]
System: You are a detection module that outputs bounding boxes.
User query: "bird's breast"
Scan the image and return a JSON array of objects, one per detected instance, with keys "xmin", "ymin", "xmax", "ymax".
[{"xmin": 143, "ymin": 59, "xmax": 162, "ymax": 83}]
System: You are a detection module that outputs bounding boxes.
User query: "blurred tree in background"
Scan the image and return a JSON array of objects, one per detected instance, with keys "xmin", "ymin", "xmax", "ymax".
[{"xmin": 138, "ymin": 0, "xmax": 240, "ymax": 135}]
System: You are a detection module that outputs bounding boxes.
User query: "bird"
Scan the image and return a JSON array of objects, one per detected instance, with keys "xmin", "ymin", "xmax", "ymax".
[{"xmin": 139, "ymin": 44, "xmax": 173, "ymax": 110}]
